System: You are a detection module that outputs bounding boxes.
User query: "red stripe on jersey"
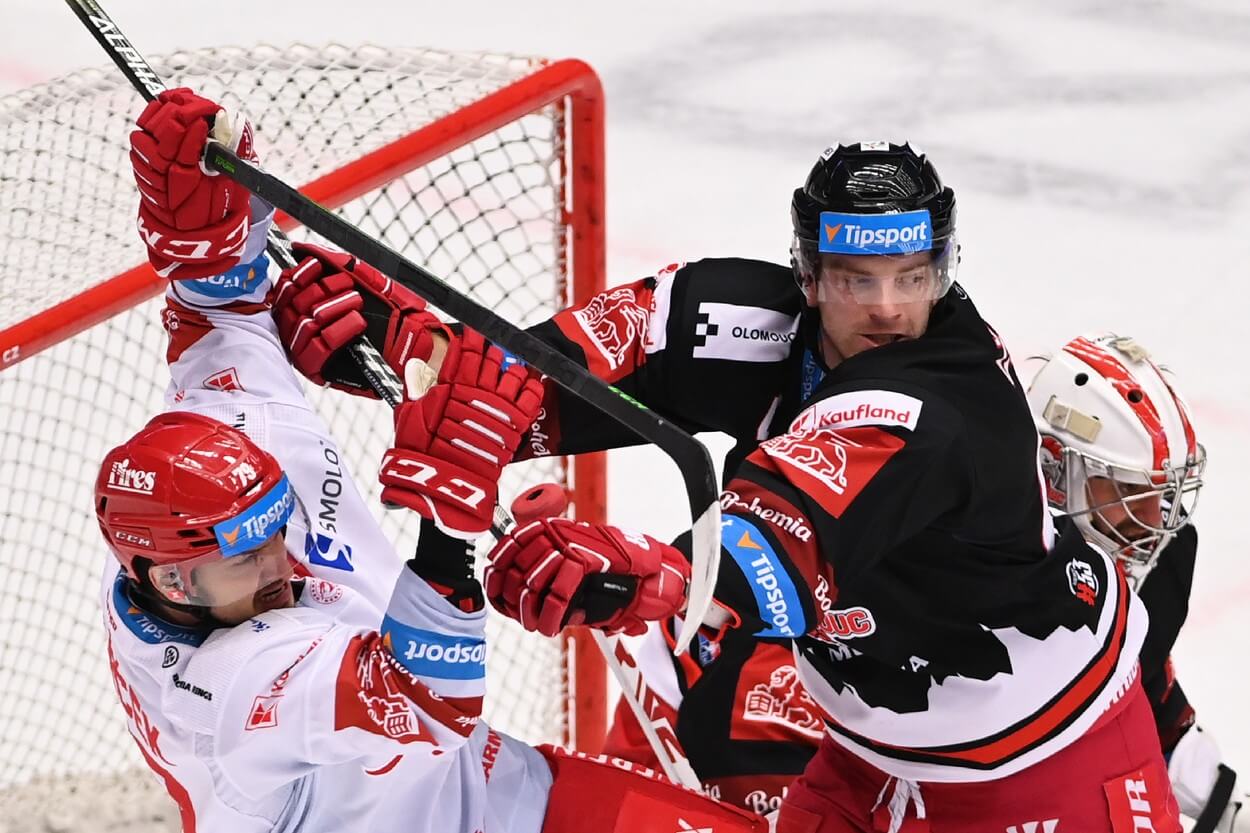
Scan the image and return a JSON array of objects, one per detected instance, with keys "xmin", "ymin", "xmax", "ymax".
[
  {"xmin": 757, "ymin": 427, "xmax": 905, "ymax": 519},
  {"xmin": 551, "ymin": 281, "xmax": 653, "ymax": 384},
  {"xmin": 132, "ymin": 728, "xmax": 198, "ymax": 833},
  {"xmin": 1064, "ymin": 337, "xmax": 1170, "ymax": 476},
  {"xmin": 826, "ymin": 566, "xmax": 1131, "ymax": 768},
  {"xmin": 364, "ymin": 754, "xmax": 404, "ymax": 776}
]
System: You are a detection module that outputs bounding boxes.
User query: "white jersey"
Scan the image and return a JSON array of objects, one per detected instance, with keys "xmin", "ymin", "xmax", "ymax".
[{"xmin": 100, "ymin": 222, "xmax": 552, "ymax": 833}]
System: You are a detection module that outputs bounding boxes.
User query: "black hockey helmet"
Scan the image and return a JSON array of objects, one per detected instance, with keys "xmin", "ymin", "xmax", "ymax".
[{"xmin": 790, "ymin": 142, "xmax": 958, "ymax": 302}]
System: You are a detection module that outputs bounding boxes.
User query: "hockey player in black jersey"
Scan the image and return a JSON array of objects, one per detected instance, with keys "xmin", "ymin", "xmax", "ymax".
[
  {"xmin": 1028, "ymin": 334, "xmax": 1246, "ymax": 832},
  {"xmin": 274, "ymin": 142, "xmax": 1185, "ymax": 831},
  {"xmin": 477, "ymin": 143, "xmax": 1183, "ymax": 832}
]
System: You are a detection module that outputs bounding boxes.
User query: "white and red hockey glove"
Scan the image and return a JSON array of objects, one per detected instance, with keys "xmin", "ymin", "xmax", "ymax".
[
  {"xmin": 484, "ymin": 519, "xmax": 690, "ymax": 637},
  {"xmin": 271, "ymin": 242, "xmax": 451, "ymax": 395},
  {"xmin": 129, "ymin": 88, "xmax": 257, "ymax": 280},
  {"xmin": 379, "ymin": 330, "xmax": 543, "ymax": 538}
]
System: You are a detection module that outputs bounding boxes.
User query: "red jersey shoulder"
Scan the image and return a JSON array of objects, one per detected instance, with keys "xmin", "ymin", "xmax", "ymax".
[{"xmin": 755, "ymin": 427, "xmax": 906, "ymax": 519}]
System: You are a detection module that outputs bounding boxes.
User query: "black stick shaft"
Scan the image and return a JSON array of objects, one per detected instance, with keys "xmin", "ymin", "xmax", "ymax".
[
  {"xmin": 198, "ymin": 149, "xmax": 721, "ymax": 652},
  {"xmin": 62, "ymin": 0, "xmax": 403, "ymax": 408}
]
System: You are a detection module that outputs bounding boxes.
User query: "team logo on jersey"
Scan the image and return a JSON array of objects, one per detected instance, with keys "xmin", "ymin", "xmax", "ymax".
[
  {"xmin": 246, "ymin": 695, "xmax": 281, "ymax": 730},
  {"xmin": 107, "ymin": 458, "xmax": 157, "ymax": 495},
  {"xmin": 742, "ymin": 665, "xmax": 824, "ymax": 740},
  {"xmin": 691, "ymin": 302, "xmax": 799, "ymax": 363},
  {"xmin": 337, "ymin": 634, "xmax": 440, "ymax": 744},
  {"xmin": 246, "ymin": 636, "xmax": 324, "ymax": 731},
  {"xmin": 566, "ymin": 286, "xmax": 650, "ymax": 379},
  {"xmin": 1066, "ymin": 558, "xmax": 1099, "ymax": 607},
  {"xmin": 818, "ymin": 210, "xmax": 932, "ymax": 255},
  {"xmin": 203, "ymin": 367, "xmax": 243, "ymax": 392},
  {"xmin": 722, "ymin": 516, "xmax": 806, "ymax": 638},
  {"xmin": 790, "ymin": 390, "xmax": 923, "ymax": 434},
  {"xmin": 759, "ymin": 428, "xmax": 904, "ymax": 519},
  {"xmin": 304, "ymin": 532, "xmax": 355, "ymax": 572},
  {"xmin": 306, "ymin": 577, "xmax": 344, "ymax": 605}
]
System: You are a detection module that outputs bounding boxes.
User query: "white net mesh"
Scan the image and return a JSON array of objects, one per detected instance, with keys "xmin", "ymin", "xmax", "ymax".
[{"xmin": 0, "ymin": 44, "xmax": 598, "ymax": 830}]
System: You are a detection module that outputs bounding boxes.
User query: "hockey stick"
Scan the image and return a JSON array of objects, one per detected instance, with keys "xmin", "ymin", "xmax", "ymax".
[
  {"xmin": 590, "ymin": 630, "xmax": 702, "ymax": 789},
  {"xmin": 1191, "ymin": 763, "xmax": 1237, "ymax": 833},
  {"xmin": 61, "ymin": 0, "xmax": 404, "ymax": 410},
  {"xmin": 65, "ymin": 0, "xmax": 719, "ymax": 654}
]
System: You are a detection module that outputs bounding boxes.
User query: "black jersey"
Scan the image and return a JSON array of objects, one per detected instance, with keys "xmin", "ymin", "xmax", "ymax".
[{"xmin": 524, "ymin": 258, "xmax": 1146, "ymax": 782}]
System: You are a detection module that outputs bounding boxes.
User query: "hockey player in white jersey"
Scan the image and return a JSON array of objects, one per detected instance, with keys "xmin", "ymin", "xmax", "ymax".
[{"xmin": 96, "ymin": 86, "xmax": 766, "ymax": 833}]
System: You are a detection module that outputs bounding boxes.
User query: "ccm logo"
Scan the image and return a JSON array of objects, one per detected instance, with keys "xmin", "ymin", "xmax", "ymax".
[{"xmin": 114, "ymin": 529, "xmax": 153, "ymax": 549}]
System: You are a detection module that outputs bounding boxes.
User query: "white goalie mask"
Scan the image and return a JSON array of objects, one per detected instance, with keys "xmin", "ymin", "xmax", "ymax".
[{"xmin": 1025, "ymin": 334, "xmax": 1205, "ymax": 585}]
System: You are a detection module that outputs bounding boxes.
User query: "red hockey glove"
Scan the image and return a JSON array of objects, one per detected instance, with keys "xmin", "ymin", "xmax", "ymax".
[
  {"xmin": 271, "ymin": 242, "xmax": 451, "ymax": 395},
  {"xmin": 379, "ymin": 330, "xmax": 543, "ymax": 538},
  {"xmin": 130, "ymin": 88, "xmax": 257, "ymax": 280},
  {"xmin": 484, "ymin": 519, "xmax": 690, "ymax": 637}
]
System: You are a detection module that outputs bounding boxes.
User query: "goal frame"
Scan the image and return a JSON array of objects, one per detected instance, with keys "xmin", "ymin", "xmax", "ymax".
[{"xmin": 0, "ymin": 56, "xmax": 609, "ymax": 751}]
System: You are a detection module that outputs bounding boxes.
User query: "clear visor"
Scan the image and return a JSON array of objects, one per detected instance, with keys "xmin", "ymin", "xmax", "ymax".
[
  {"xmin": 148, "ymin": 532, "xmax": 295, "ymax": 607},
  {"xmin": 1071, "ymin": 444, "xmax": 1206, "ymax": 580},
  {"xmin": 792, "ymin": 236, "xmax": 958, "ymax": 305},
  {"xmin": 148, "ymin": 477, "xmax": 308, "ymax": 608}
]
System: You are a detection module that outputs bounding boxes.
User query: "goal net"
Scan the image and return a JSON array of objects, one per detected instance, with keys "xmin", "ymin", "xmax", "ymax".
[{"xmin": 0, "ymin": 43, "xmax": 607, "ymax": 830}]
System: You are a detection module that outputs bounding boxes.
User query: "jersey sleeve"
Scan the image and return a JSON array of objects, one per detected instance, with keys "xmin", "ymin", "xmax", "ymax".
[
  {"xmin": 683, "ymin": 387, "xmax": 970, "ymax": 639},
  {"xmin": 518, "ymin": 258, "xmax": 802, "ymax": 458},
  {"xmin": 159, "ymin": 205, "xmax": 311, "ymax": 412},
  {"xmin": 176, "ymin": 570, "xmax": 486, "ymax": 800}
]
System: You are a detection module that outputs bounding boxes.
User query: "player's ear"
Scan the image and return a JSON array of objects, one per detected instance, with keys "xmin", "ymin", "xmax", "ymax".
[
  {"xmin": 799, "ymin": 275, "xmax": 819, "ymax": 308},
  {"xmin": 148, "ymin": 563, "xmax": 190, "ymax": 603}
]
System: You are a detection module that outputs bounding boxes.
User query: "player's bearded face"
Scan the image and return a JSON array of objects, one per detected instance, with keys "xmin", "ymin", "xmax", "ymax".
[
  {"xmin": 1085, "ymin": 476, "xmax": 1164, "ymax": 550},
  {"xmin": 806, "ymin": 252, "xmax": 938, "ymax": 368},
  {"xmin": 153, "ymin": 533, "xmax": 296, "ymax": 625}
]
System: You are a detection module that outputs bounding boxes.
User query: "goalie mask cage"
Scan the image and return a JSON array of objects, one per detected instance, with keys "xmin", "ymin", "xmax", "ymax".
[{"xmin": 0, "ymin": 44, "xmax": 608, "ymax": 827}]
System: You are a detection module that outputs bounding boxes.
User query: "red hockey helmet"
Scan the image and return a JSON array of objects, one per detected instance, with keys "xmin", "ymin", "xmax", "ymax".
[{"xmin": 95, "ymin": 412, "xmax": 295, "ymax": 602}]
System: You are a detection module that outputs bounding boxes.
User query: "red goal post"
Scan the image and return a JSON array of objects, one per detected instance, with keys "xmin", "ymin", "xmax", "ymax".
[{"xmin": 0, "ymin": 43, "xmax": 608, "ymax": 814}]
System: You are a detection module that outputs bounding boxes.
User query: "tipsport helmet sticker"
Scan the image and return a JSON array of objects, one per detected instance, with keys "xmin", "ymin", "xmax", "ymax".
[
  {"xmin": 213, "ymin": 475, "xmax": 295, "ymax": 556},
  {"xmin": 818, "ymin": 210, "xmax": 933, "ymax": 255}
]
